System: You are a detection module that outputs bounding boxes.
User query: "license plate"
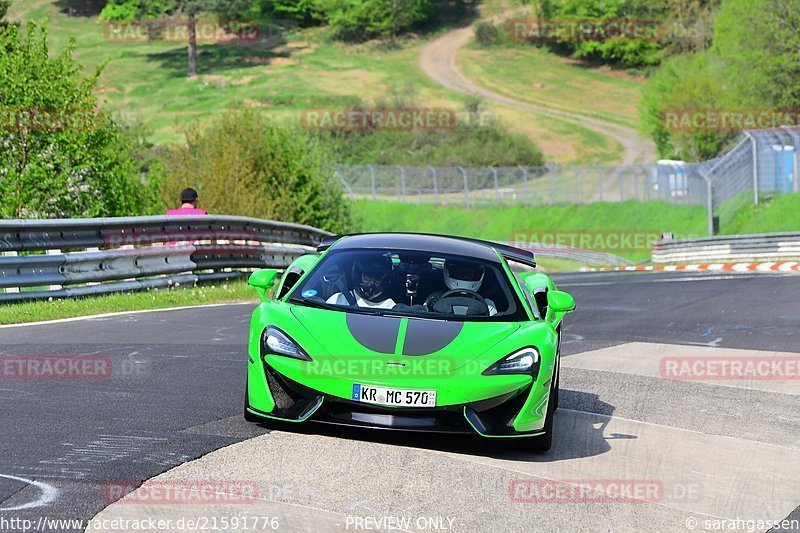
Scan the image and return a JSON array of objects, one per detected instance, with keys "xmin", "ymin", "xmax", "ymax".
[{"xmin": 352, "ymin": 384, "xmax": 436, "ymax": 407}]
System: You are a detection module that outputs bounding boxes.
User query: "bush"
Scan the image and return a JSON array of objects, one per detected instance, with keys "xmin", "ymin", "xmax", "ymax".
[
  {"xmin": 640, "ymin": 51, "xmax": 731, "ymax": 161},
  {"xmin": 315, "ymin": 0, "xmax": 432, "ymax": 41},
  {"xmin": 99, "ymin": 0, "xmax": 164, "ymax": 22},
  {"xmin": 0, "ymin": 22, "xmax": 152, "ymax": 218},
  {"xmin": 533, "ymin": 0, "xmax": 665, "ymax": 69},
  {"xmin": 315, "ymin": 122, "xmax": 544, "ymax": 167},
  {"xmin": 474, "ymin": 21, "xmax": 499, "ymax": 48},
  {"xmin": 159, "ymin": 110, "xmax": 353, "ymax": 233}
]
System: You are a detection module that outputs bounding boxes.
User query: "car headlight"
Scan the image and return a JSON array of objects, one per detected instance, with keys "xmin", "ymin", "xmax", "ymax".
[
  {"xmin": 262, "ymin": 327, "xmax": 312, "ymax": 361},
  {"xmin": 482, "ymin": 347, "xmax": 540, "ymax": 376}
]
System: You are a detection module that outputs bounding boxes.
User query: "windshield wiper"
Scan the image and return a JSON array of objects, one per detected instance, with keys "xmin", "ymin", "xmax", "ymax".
[
  {"xmin": 288, "ymin": 296, "xmax": 340, "ymax": 311},
  {"xmin": 288, "ymin": 296, "xmax": 387, "ymax": 316}
]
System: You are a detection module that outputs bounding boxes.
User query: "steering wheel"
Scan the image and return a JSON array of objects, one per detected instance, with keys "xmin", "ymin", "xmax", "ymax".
[
  {"xmin": 429, "ymin": 289, "xmax": 489, "ymax": 316},
  {"xmin": 439, "ymin": 289, "xmax": 486, "ymax": 305}
]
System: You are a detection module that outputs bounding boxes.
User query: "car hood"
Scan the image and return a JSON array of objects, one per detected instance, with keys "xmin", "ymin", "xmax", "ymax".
[{"xmin": 290, "ymin": 307, "xmax": 519, "ymax": 370}]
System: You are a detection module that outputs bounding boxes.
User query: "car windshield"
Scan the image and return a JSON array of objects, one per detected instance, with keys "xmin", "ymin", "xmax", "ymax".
[{"xmin": 288, "ymin": 249, "xmax": 528, "ymax": 322}]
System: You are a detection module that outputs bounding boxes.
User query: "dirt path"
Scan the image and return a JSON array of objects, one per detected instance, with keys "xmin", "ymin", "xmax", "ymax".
[{"xmin": 420, "ymin": 27, "xmax": 656, "ymax": 165}]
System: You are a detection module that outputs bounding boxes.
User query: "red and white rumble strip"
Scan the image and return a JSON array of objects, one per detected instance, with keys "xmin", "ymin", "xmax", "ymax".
[{"xmin": 581, "ymin": 262, "xmax": 800, "ymax": 273}]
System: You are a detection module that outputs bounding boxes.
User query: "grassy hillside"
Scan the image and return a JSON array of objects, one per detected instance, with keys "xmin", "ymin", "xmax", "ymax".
[
  {"xmin": 354, "ymin": 194, "xmax": 800, "ymax": 263},
  {"xmin": 460, "ymin": 45, "xmax": 646, "ymax": 130},
  {"xmin": 722, "ymin": 194, "xmax": 800, "ymax": 235},
  {"xmin": 354, "ymin": 200, "xmax": 707, "ymax": 238},
  {"xmin": 7, "ymin": 0, "xmax": 626, "ymax": 164}
]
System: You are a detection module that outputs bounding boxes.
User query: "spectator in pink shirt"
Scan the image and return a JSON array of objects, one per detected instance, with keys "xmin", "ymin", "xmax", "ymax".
[{"xmin": 167, "ymin": 188, "xmax": 207, "ymax": 216}]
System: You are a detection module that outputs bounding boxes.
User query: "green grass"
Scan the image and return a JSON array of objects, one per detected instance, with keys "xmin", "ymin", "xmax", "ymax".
[
  {"xmin": 460, "ymin": 45, "xmax": 646, "ymax": 130},
  {"xmin": 352, "ymin": 199, "xmax": 709, "ymax": 264},
  {"xmin": 0, "ymin": 281, "xmax": 256, "ymax": 325},
  {"xmin": 7, "ymin": 1, "xmax": 627, "ymax": 164},
  {"xmin": 721, "ymin": 193, "xmax": 800, "ymax": 235},
  {"xmin": 534, "ymin": 257, "xmax": 592, "ymax": 273}
]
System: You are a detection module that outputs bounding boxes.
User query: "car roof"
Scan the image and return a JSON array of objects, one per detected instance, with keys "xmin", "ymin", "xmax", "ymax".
[{"xmin": 319, "ymin": 233, "xmax": 536, "ymax": 266}]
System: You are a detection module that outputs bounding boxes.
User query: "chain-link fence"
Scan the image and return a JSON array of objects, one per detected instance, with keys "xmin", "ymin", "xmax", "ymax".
[
  {"xmin": 336, "ymin": 127, "xmax": 800, "ymax": 236},
  {"xmin": 334, "ymin": 164, "xmax": 702, "ymax": 206}
]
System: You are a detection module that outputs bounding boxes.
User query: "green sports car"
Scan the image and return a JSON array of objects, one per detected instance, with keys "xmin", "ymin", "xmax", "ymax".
[{"xmin": 244, "ymin": 233, "xmax": 575, "ymax": 452}]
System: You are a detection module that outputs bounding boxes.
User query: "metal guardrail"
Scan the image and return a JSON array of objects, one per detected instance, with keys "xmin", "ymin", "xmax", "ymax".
[
  {"xmin": 0, "ymin": 216, "xmax": 332, "ymax": 303},
  {"xmin": 652, "ymin": 232, "xmax": 800, "ymax": 264}
]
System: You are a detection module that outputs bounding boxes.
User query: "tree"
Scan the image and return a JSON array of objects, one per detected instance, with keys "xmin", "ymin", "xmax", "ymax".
[
  {"xmin": 533, "ymin": 0, "xmax": 665, "ymax": 69},
  {"xmin": 254, "ymin": 0, "xmax": 318, "ymax": 26},
  {"xmin": 1, "ymin": 0, "xmax": 11, "ymax": 27},
  {"xmin": 659, "ymin": 0, "xmax": 721, "ymax": 56},
  {"xmin": 101, "ymin": 0, "xmax": 252, "ymax": 77},
  {"xmin": 713, "ymin": 0, "xmax": 800, "ymax": 109},
  {"xmin": 641, "ymin": 51, "xmax": 731, "ymax": 161},
  {"xmin": 159, "ymin": 110, "xmax": 353, "ymax": 233},
  {"xmin": 0, "ymin": 22, "xmax": 151, "ymax": 218}
]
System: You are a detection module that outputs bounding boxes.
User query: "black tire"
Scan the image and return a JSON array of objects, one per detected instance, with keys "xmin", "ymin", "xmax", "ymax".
[{"xmin": 528, "ymin": 372, "xmax": 558, "ymax": 453}]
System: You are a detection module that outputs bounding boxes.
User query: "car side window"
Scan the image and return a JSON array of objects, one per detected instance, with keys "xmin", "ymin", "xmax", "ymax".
[
  {"xmin": 278, "ymin": 268, "xmax": 304, "ymax": 299},
  {"xmin": 514, "ymin": 273, "xmax": 541, "ymax": 319}
]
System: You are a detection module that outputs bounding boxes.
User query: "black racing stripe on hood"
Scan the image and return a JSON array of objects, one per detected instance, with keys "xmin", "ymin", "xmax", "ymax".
[
  {"xmin": 402, "ymin": 319, "xmax": 463, "ymax": 356},
  {"xmin": 346, "ymin": 313, "xmax": 401, "ymax": 354}
]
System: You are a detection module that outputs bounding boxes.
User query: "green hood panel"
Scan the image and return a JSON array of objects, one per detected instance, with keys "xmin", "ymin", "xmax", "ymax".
[{"xmin": 290, "ymin": 306, "xmax": 519, "ymax": 368}]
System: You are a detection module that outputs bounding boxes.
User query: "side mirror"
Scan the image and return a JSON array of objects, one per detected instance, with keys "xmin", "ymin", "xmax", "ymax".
[
  {"xmin": 249, "ymin": 269, "xmax": 279, "ymax": 301},
  {"xmin": 547, "ymin": 290, "xmax": 575, "ymax": 313}
]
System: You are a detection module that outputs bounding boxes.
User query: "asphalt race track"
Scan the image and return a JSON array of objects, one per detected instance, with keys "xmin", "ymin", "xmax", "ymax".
[{"xmin": 1, "ymin": 271, "xmax": 798, "ymax": 532}]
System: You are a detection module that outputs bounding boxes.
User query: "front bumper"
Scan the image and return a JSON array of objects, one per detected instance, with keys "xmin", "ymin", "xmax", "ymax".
[{"xmin": 246, "ymin": 360, "xmax": 551, "ymax": 438}]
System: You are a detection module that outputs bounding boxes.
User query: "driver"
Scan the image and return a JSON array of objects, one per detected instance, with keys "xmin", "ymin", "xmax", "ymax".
[
  {"xmin": 427, "ymin": 260, "xmax": 497, "ymax": 316},
  {"xmin": 327, "ymin": 255, "xmax": 397, "ymax": 310}
]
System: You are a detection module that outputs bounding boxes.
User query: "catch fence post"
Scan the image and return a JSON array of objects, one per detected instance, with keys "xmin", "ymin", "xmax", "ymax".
[
  {"xmin": 491, "ymin": 167, "xmax": 499, "ymax": 203},
  {"xmin": 519, "ymin": 166, "xmax": 528, "ymax": 206},
  {"xmin": 397, "ymin": 165, "xmax": 407, "ymax": 203},
  {"xmin": 430, "ymin": 166, "xmax": 438, "ymax": 204},
  {"xmin": 369, "ymin": 165, "xmax": 376, "ymax": 201},
  {"xmin": 460, "ymin": 167, "xmax": 469, "ymax": 207}
]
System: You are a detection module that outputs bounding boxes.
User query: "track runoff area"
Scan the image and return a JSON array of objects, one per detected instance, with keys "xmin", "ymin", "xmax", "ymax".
[{"xmin": 0, "ymin": 269, "xmax": 798, "ymax": 533}]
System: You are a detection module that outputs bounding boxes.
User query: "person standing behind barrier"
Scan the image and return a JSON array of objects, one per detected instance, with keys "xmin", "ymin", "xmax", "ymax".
[{"xmin": 167, "ymin": 188, "xmax": 207, "ymax": 216}]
